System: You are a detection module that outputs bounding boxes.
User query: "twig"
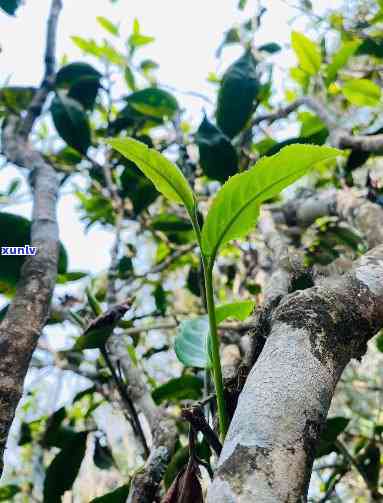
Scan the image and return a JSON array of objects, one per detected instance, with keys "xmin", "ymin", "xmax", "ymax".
[{"xmin": 181, "ymin": 405, "xmax": 222, "ymax": 457}]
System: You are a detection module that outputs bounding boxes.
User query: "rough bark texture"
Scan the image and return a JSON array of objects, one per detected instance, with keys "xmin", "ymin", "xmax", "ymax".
[
  {"xmin": 0, "ymin": 0, "xmax": 62, "ymax": 476},
  {"xmin": 208, "ymin": 245, "xmax": 383, "ymax": 502}
]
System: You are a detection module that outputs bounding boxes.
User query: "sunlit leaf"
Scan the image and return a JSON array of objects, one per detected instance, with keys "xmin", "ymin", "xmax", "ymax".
[
  {"xmin": 201, "ymin": 145, "xmax": 340, "ymax": 261},
  {"xmin": 215, "ymin": 300, "xmax": 255, "ymax": 324},
  {"xmin": 291, "ymin": 31, "xmax": 322, "ymax": 75},
  {"xmin": 342, "ymin": 79, "xmax": 381, "ymax": 107}
]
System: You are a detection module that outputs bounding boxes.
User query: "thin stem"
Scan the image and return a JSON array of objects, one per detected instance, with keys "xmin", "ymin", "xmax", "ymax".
[
  {"xmin": 202, "ymin": 258, "xmax": 229, "ymax": 440},
  {"xmin": 100, "ymin": 345, "xmax": 150, "ymax": 458}
]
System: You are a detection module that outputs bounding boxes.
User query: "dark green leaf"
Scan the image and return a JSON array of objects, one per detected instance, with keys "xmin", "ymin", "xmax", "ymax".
[
  {"xmin": 51, "ymin": 92, "xmax": 91, "ymax": 154},
  {"xmin": 120, "ymin": 161, "xmax": 159, "ymax": 215},
  {"xmin": 68, "ymin": 76, "xmax": 101, "ymax": 110},
  {"xmin": 93, "ymin": 437, "xmax": 115, "ymax": 469},
  {"xmin": 175, "ymin": 317, "xmax": 210, "ymax": 369},
  {"xmin": 358, "ymin": 442, "xmax": 381, "ymax": 489},
  {"xmin": 117, "ymin": 256, "xmax": 133, "ymax": 278},
  {"xmin": 43, "ymin": 431, "xmax": 88, "ymax": 502},
  {"xmin": 55, "ymin": 62, "xmax": 102, "ymax": 89},
  {"xmin": 0, "ymin": 485, "xmax": 21, "ymax": 500},
  {"xmin": 152, "ymin": 375, "xmax": 203, "ymax": 404},
  {"xmin": 357, "ymin": 38, "xmax": 383, "ymax": 58},
  {"xmin": 315, "ymin": 417, "xmax": 349, "ymax": 458},
  {"xmin": 150, "ymin": 214, "xmax": 193, "ymax": 233},
  {"xmin": 217, "ymin": 50, "xmax": 260, "ymax": 138},
  {"xmin": 154, "ymin": 283, "xmax": 167, "ymax": 316},
  {"xmin": 90, "ymin": 484, "xmax": 131, "ymax": 502},
  {"xmin": 264, "ymin": 129, "xmax": 329, "ymax": 156},
  {"xmin": 258, "ymin": 42, "xmax": 282, "ymax": 54},
  {"xmin": 196, "ymin": 116, "xmax": 238, "ymax": 182},
  {"xmin": 0, "ymin": 212, "xmax": 67, "ymax": 292},
  {"xmin": 0, "ymin": 0, "xmax": 20, "ymax": 15},
  {"xmin": 126, "ymin": 88, "xmax": 178, "ymax": 120},
  {"xmin": 187, "ymin": 266, "xmax": 201, "ymax": 297}
]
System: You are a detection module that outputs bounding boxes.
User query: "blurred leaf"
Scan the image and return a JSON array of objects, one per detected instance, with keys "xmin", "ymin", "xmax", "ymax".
[
  {"xmin": 291, "ymin": 31, "xmax": 321, "ymax": 75},
  {"xmin": 152, "ymin": 375, "xmax": 203, "ymax": 404},
  {"xmin": 151, "ymin": 214, "xmax": 193, "ymax": 233},
  {"xmin": 43, "ymin": 431, "xmax": 88, "ymax": 502},
  {"xmin": 358, "ymin": 442, "xmax": 380, "ymax": 490},
  {"xmin": 120, "ymin": 161, "xmax": 159, "ymax": 214},
  {"xmin": 315, "ymin": 417, "xmax": 349, "ymax": 458},
  {"xmin": 196, "ymin": 116, "xmax": 238, "ymax": 182},
  {"xmin": 0, "ymin": 0, "xmax": 20, "ymax": 15},
  {"xmin": 0, "ymin": 485, "xmax": 20, "ymax": 500},
  {"xmin": 56, "ymin": 271, "xmax": 87, "ymax": 284},
  {"xmin": 97, "ymin": 16, "xmax": 119, "ymax": 36},
  {"xmin": 175, "ymin": 317, "xmax": 210, "ymax": 369},
  {"xmin": 69, "ymin": 76, "xmax": 101, "ymax": 110},
  {"xmin": 55, "ymin": 62, "xmax": 102, "ymax": 88},
  {"xmin": 51, "ymin": 92, "xmax": 91, "ymax": 154},
  {"xmin": 90, "ymin": 484, "xmax": 131, "ymax": 502},
  {"xmin": 258, "ymin": 42, "xmax": 281, "ymax": 53},
  {"xmin": 201, "ymin": 145, "xmax": 340, "ymax": 261},
  {"xmin": 154, "ymin": 283, "xmax": 168, "ymax": 316},
  {"xmin": 126, "ymin": 88, "xmax": 178, "ymax": 119},
  {"xmin": 117, "ymin": 256, "xmax": 133, "ymax": 278},
  {"xmin": 187, "ymin": 266, "xmax": 201, "ymax": 297},
  {"xmin": 128, "ymin": 18, "xmax": 154, "ymax": 50},
  {"xmin": 356, "ymin": 37, "xmax": 383, "ymax": 58},
  {"xmin": 0, "ymin": 213, "xmax": 67, "ymax": 292},
  {"xmin": 342, "ymin": 79, "xmax": 381, "ymax": 107},
  {"xmin": 93, "ymin": 437, "xmax": 115, "ymax": 469},
  {"xmin": 215, "ymin": 300, "xmax": 255, "ymax": 324},
  {"xmin": 0, "ymin": 86, "xmax": 35, "ymax": 113},
  {"xmin": 217, "ymin": 50, "xmax": 260, "ymax": 138},
  {"xmin": 325, "ymin": 40, "xmax": 361, "ymax": 85},
  {"xmin": 162, "ymin": 459, "xmax": 203, "ymax": 503}
]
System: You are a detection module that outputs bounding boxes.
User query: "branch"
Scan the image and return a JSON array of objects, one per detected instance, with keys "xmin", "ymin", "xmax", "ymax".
[
  {"xmin": 253, "ymin": 96, "xmax": 383, "ymax": 152},
  {"xmin": 0, "ymin": 0, "xmax": 62, "ymax": 476},
  {"xmin": 208, "ymin": 243, "xmax": 383, "ymax": 502}
]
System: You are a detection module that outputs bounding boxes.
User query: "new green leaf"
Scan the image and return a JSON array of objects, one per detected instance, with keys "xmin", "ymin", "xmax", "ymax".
[
  {"xmin": 108, "ymin": 137, "xmax": 197, "ymax": 222},
  {"xmin": 342, "ymin": 79, "xmax": 381, "ymax": 107},
  {"xmin": 201, "ymin": 145, "xmax": 340, "ymax": 260},
  {"xmin": 291, "ymin": 31, "xmax": 322, "ymax": 75},
  {"xmin": 215, "ymin": 300, "xmax": 255, "ymax": 324},
  {"xmin": 325, "ymin": 40, "xmax": 361, "ymax": 85}
]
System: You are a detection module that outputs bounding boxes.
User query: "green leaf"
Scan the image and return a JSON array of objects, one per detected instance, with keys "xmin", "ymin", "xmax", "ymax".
[
  {"xmin": 152, "ymin": 375, "xmax": 203, "ymax": 404},
  {"xmin": 325, "ymin": 40, "xmax": 361, "ymax": 85},
  {"xmin": 356, "ymin": 37, "xmax": 383, "ymax": 58},
  {"xmin": 93, "ymin": 437, "xmax": 115, "ymax": 469},
  {"xmin": 55, "ymin": 62, "xmax": 102, "ymax": 88},
  {"xmin": 86, "ymin": 287, "xmax": 103, "ymax": 316},
  {"xmin": 215, "ymin": 300, "xmax": 255, "ymax": 324},
  {"xmin": 126, "ymin": 88, "xmax": 178, "ymax": 120},
  {"xmin": 43, "ymin": 431, "xmax": 88, "ymax": 503},
  {"xmin": 0, "ymin": 212, "xmax": 67, "ymax": 292},
  {"xmin": 258, "ymin": 42, "xmax": 282, "ymax": 54},
  {"xmin": 196, "ymin": 116, "xmax": 238, "ymax": 182},
  {"xmin": 90, "ymin": 484, "xmax": 131, "ymax": 502},
  {"xmin": 217, "ymin": 50, "xmax": 260, "ymax": 138},
  {"xmin": 51, "ymin": 92, "xmax": 91, "ymax": 154},
  {"xmin": 97, "ymin": 16, "xmax": 119, "ymax": 36},
  {"xmin": 108, "ymin": 138, "xmax": 197, "ymax": 222},
  {"xmin": 56, "ymin": 271, "xmax": 87, "ymax": 284},
  {"xmin": 150, "ymin": 214, "xmax": 193, "ymax": 233},
  {"xmin": 342, "ymin": 79, "xmax": 381, "ymax": 107},
  {"xmin": 316, "ymin": 417, "xmax": 349, "ymax": 458},
  {"xmin": 68, "ymin": 76, "xmax": 101, "ymax": 110},
  {"xmin": 0, "ymin": 0, "xmax": 20, "ymax": 15},
  {"xmin": 0, "ymin": 485, "xmax": 21, "ymax": 500},
  {"xmin": 154, "ymin": 283, "xmax": 168, "ymax": 316},
  {"xmin": 358, "ymin": 442, "xmax": 381, "ymax": 489},
  {"xmin": 119, "ymin": 161, "xmax": 159, "ymax": 214},
  {"xmin": 128, "ymin": 18, "xmax": 154, "ymax": 50},
  {"xmin": 175, "ymin": 317, "xmax": 210, "ymax": 369},
  {"xmin": 291, "ymin": 31, "xmax": 322, "ymax": 75},
  {"xmin": 201, "ymin": 145, "xmax": 340, "ymax": 260},
  {"xmin": 0, "ymin": 86, "xmax": 35, "ymax": 113}
]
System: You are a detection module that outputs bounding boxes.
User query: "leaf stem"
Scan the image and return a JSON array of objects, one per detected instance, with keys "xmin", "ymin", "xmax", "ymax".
[{"xmin": 202, "ymin": 258, "xmax": 229, "ymax": 440}]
